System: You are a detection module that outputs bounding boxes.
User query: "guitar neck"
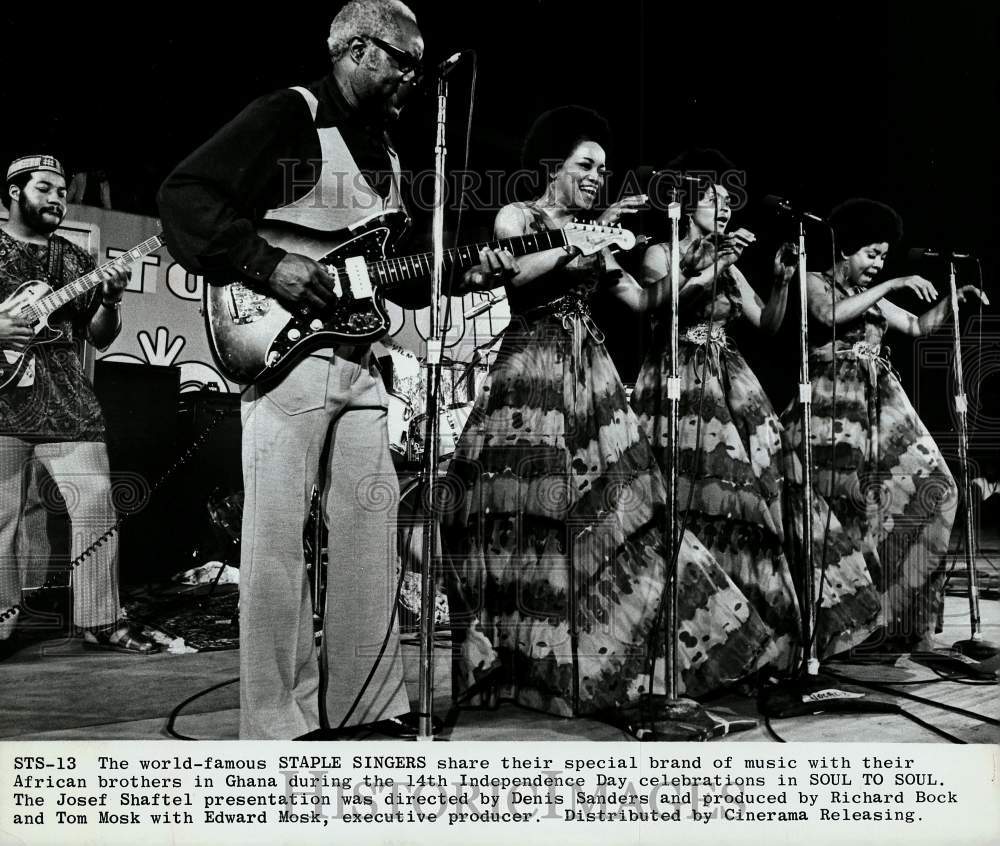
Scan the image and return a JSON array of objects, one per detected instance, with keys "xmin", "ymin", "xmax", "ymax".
[
  {"xmin": 372, "ymin": 229, "xmax": 569, "ymax": 287},
  {"xmin": 30, "ymin": 235, "xmax": 164, "ymax": 318}
]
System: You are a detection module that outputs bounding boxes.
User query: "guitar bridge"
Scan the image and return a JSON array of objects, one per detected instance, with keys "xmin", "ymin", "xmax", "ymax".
[{"xmin": 227, "ymin": 282, "xmax": 271, "ymax": 324}]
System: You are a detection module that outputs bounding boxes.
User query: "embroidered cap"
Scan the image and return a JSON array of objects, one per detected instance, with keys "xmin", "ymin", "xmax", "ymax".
[{"xmin": 6, "ymin": 154, "xmax": 65, "ymax": 181}]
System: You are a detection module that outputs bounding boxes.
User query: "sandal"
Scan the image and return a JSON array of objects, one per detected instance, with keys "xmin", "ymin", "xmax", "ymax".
[{"xmin": 82, "ymin": 623, "xmax": 161, "ymax": 655}]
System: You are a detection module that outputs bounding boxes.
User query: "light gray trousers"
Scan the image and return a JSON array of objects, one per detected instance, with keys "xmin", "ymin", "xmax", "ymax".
[
  {"xmin": 0, "ymin": 438, "xmax": 120, "ymax": 638},
  {"xmin": 239, "ymin": 351, "xmax": 410, "ymax": 739}
]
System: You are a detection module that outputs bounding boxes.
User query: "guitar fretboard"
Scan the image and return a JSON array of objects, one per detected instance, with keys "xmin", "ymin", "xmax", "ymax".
[
  {"xmin": 367, "ymin": 229, "xmax": 569, "ymax": 290},
  {"xmin": 22, "ymin": 235, "xmax": 163, "ymax": 321}
]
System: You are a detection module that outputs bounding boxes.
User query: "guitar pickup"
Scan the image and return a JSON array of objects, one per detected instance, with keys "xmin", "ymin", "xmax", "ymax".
[{"xmin": 344, "ymin": 256, "xmax": 373, "ymax": 300}]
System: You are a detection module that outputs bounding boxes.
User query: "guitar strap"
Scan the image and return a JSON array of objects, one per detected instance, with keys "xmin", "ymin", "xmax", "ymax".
[{"xmin": 14, "ymin": 237, "xmax": 64, "ymax": 388}]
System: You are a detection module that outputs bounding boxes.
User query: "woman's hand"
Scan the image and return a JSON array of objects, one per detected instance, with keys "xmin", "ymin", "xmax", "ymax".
[
  {"xmin": 461, "ymin": 247, "xmax": 520, "ymax": 292},
  {"xmin": 891, "ymin": 274, "xmax": 939, "ymax": 302},
  {"xmin": 679, "ymin": 237, "xmax": 716, "ymax": 275},
  {"xmin": 773, "ymin": 242, "xmax": 797, "ymax": 286},
  {"xmin": 680, "ymin": 233, "xmax": 746, "ymax": 275},
  {"xmin": 716, "ymin": 232, "xmax": 750, "ymax": 269},
  {"xmin": 957, "ymin": 284, "xmax": 990, "ymax": 306},
  {"xmin": 596, "ymin": 194, "xmax": 647, "ymax": 226}
]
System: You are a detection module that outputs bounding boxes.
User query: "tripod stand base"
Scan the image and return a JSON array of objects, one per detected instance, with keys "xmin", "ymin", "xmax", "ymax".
[
  {"xmin": 949, "ymin": 639, "xmax": 1000, "ymax": 674},
  {"xmin": 296, "ymin": 712, "xmax": 445, "ymax": 741},
  {"xmin": 952, "ymin": 637, "xmax": 1000, "ymax": 660},
  {"xmin": 612, "ymin": 695, "xmax": 758, "ymax": 741},
  {"xmin": 759, "ymin": 672, "xmax": 900, "ymax": 719}
]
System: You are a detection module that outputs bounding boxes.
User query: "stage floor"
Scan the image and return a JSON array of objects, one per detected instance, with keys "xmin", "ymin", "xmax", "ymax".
[{"xmin": 1, "ymin": 595, "xmax": 998, "ymax": 744}]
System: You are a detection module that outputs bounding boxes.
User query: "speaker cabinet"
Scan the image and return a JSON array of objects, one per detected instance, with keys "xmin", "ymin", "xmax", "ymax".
[
  {"xmin": 173, "ymin": 390, "xmax": 243, "ymax": 567},
  {"xmin": 93, "ymin": 361, "xmax": 180, "ymax": 583}
]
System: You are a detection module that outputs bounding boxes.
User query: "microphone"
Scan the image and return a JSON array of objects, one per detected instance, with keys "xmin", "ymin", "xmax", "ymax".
[
  {"xmin": 428, "ymin": 50, "xmax": 469, "ymax": 81},
  {"xmin": 762, "ymin": 194, "xmax": 826, "ymax": 224},
  {"xmin": 908, "ymin": 247, "xmax": 973, "ymax": 261},
  {"xmin": 637, "ymin": 167, "xmax": 712, "ymax": 187}
]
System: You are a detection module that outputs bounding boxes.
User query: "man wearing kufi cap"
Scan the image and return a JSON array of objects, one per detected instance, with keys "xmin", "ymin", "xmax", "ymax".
[{"xmin": 0, "ymin": 153, "xmax": 158, "ymax": 655}]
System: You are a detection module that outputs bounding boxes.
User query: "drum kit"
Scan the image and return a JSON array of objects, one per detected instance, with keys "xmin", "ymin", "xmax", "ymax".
[
  {"xmin": 382, "ymin": 345, "xmax": 489, "ymax": 469},
  {"xmin": 384, "ymin": 346, "xmax": 491, "ymax": 633}
]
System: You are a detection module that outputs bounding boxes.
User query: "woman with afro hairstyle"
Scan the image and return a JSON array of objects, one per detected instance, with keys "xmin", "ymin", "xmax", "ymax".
[
  {"xmin": 781, "ymin": 198, "xmax": 986, "ymax": 652},
  {"xmin": 443, "ymin": 108, "xmax": 772, "ymax": 723},
  {"xmin": 633, "ymin": 154, "xmax": 883, "ymax": 668}
]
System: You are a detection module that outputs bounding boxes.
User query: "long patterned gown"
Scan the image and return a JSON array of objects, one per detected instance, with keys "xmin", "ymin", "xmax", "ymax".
[
  {"xmin": 442, "ymin": 205, "xmax": 772, "ymax": 719},
  {"xmin": 632, "ymin": 264, "xmax": 881, "ymax": 663},
  {"xmin": 781, "ymin": 274, "xmax": 957, "ymax": 645}
]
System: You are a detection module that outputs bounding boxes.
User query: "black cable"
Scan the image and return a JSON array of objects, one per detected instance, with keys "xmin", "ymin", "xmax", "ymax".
[
  {"xmin": 824, "ymin": 662, "xmax": 997, "ymax": 687},
  {"xmin": 335, "ymin": 525, "xmax": 410, "ymax": 732},
  {"xmin": 825, "ymin": 668, "xmax": 1000, "ymax": 726},
  {"xmin": 899, "ymin": 710, "xmax": 967, "ymax": 743},
  {"xmin": 763, "ymin": 714, "xmax": 787, "ymax": 743},
  {"xmin": 165, "ymin": 677, "xmax": 239, "ymax": 741},
  {"xmin": 765, "ymin": 700, "xmax": 966, "ymax": 744}
]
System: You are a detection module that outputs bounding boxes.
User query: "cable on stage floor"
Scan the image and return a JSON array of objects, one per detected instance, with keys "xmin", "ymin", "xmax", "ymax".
[{"xmin": 165, "ymin": 677, "xmax": 239, "ymax": 740}]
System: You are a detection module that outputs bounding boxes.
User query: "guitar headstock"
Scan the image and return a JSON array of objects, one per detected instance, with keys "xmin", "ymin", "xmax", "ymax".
[{"xmin": 564, "ymin": 222, "xmax": 637, "ymax": 256}]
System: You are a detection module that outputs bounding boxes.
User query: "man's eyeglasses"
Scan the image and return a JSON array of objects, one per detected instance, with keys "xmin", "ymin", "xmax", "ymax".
[{"xmin": 368, "ymin": 36, "xmax": 423, "ymax": 82}]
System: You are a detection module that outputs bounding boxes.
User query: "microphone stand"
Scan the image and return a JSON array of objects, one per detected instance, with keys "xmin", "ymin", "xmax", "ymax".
[
  {"xmin": 665, "ymin": 199, "xmax": 682, "ymax": 702},
  {"xmin": 946, "ymin": 257, "xmax": 999, "ymax": 664},
  {"xmin": 796, "ymin": 219, "xmax": 818, "ymax": 677},
  {"xmin": 759, "ymin": 220, "xmax": 904, "ymax": 718},
  {"xmin": 416, "ymin": 71, "xmax": 450, "ymax": 742},
  {"xmin": 619, "ymin": 193, "xmax": 756, "ymax": 740}
]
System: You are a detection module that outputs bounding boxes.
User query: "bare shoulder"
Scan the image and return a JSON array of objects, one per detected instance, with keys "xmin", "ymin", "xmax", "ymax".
[
  {"xmin": 806, "ymin": 270, "xmax": 832, "ymax": 293},
  {"xmin": 494, "ymin": 203, "xmax": 533, "ymax": 238},
  {"xmin": 641, "ymin": 240, "xmax": 668, "ymax": 269},
  {"xmin": 643, "ymin": 240, "xmax": 667, "ymax": 260}
]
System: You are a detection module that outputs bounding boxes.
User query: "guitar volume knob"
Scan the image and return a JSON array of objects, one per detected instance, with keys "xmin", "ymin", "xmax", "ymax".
[
  {"xmin": 309, "ymin": 319, "xmax": 323, "ymax": 331},
  {"xmin": 287, "ymin": 328, "xmax": 302, "ymax": 341}
]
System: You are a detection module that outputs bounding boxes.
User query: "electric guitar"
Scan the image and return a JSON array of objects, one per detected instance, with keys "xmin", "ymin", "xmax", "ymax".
[
  {"xmin": 0, "ymin": 235, "xmax": 164, "ymax": 392},
  {"xmin": 204, "ymin": 212, "xmax": 636, "ymax": 385}
]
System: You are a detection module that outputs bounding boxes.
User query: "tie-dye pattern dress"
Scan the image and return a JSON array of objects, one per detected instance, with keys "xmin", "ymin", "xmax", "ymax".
[
  {"xmin": 442, "ymin": 207, "xmax": 771, "ymax": 719},
  {"xmin": 631, "ymin": 264, "xmax": 880, "ymax": 663},
  {"xmin": 781, "ymin": 275, "xmax": 957, "ymax": 645}
]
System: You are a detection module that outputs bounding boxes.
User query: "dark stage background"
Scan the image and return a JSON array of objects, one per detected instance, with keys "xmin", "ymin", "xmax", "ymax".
[{"xmin": 3, "ymin": 0, "xmax": 998, "ymax": 471}]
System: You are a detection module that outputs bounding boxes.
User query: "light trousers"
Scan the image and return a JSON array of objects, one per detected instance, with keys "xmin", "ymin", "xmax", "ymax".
[
  {"xmin": 239, "ymin": 351, "xmax": 410, "ymax": 739},
  {"xmin": 0, "ymin": 437, "xmax": 120, "ymax": 639}
]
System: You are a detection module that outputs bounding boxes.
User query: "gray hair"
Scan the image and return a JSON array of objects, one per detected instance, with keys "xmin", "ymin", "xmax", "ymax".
[{"xmin": 327, "ymin": 0, "xmax": 417, "ymax": 62}]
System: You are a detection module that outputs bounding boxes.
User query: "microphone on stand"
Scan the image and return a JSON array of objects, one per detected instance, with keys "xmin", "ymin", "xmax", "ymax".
[
  {"xmin": 414, "ymin": 50, "xmax": 471, "ymax": 91},
  {"xmin": 761, "ymin": 194, "xmax": 827, "ymax": 224},
  {"xmin": 431, "ymin": 50, "xmax": 467, "ymax": 79},
  {"xmin": 409, "ymin": 51, "xmax": 472, "ymax": 100},
  {"xmin": 907, "ymin": 247, "xmax": 974, "ymax": 261},
  {"xmin": 637, "ymin": 167, "xmax": 713, "ymax": 189}
]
